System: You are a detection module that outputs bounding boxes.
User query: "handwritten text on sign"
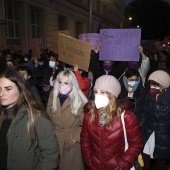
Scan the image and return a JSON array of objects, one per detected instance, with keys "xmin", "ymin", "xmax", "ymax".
[
  {"xmin": 58, "ymin": 34, "xmax": 91, "ymax": 72},
  {"xmin": 79, "ymin": 33, "xmax": 100, "ymax": 50},
  {"xmin": 99, "ymin": 29, "xmax": 141, "ymax": 61}
]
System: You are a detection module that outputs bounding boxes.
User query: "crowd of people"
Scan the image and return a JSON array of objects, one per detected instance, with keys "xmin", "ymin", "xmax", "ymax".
[{"xmin": 0, "ymin": 42, "xmax": 170, "ymax": 170}]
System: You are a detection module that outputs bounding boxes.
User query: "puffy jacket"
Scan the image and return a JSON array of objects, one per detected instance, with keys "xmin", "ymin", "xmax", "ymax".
[
  {"xmin": 142, "ymin": 87, "xmax": 170, "ymax": 159},
  {"xmin": 81, "ymin": 109, "xmax": 143, "ymax": 170}
]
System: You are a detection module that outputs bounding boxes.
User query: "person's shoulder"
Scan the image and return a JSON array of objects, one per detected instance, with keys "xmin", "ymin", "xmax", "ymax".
[
  {"xmin": 83, "ymin": 77, "xmax": 91, "ymax": 83},
  {"xmin": 35, "ymin": 115, "xmax": 53, "ymax": 129},
  {"xmin": 124, "ymin": 110, "xmax": 134, "ymax": 117},
  {"xmin": 123, "ymin": 110, "xmax": 140, "ymax": 127}
]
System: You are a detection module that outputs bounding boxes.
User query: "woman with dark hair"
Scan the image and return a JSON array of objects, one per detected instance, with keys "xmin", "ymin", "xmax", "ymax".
[
  {"xmin": 0, "ymin": 68, "xmax": 59, "ymax": 170},
  {"xmin": 118, "ymin": 68, "xmax": 147, "ymax": 125}
]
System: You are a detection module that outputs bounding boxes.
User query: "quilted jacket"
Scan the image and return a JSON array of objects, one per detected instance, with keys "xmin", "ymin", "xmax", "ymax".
[
  {"xmin": 81, "ymin": 109, "xmax": 143, "ymax": 170},
  {"xmin": 142, "ymin": 87, "xmax": 170, "ymax": 159}
]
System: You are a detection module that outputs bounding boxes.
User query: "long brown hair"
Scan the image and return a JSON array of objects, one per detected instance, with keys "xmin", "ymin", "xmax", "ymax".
[
  {"xmin": 0, "ymin": 68, "xmax": 49, "ymax": 140},
  {"xmin": 89, "ymin": 93, "xmax": 120, "ymax": 125},
  {"xmin": 88, "ymin": 93, "xmax": 134, "ymax": 126}
]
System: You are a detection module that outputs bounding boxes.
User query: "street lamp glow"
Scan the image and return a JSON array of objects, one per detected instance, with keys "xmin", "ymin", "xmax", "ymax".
[
  {"xmin": 137, "ymin": 25, "xmax": 140, "ymax": 28},
  {"xmin": 129, "ymin": 17, "xmax": 132, "ymax": 20}
]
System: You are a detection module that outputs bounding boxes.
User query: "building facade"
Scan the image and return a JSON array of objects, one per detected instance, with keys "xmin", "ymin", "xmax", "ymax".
[{"xmin": 0, "ymin": 0, "xmax": 125, "ymax": 52}]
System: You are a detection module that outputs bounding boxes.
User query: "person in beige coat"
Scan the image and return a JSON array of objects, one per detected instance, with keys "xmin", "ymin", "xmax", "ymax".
[{"xmin": 47, "ymin": 70, "xmax": 88, "ymax": 170}]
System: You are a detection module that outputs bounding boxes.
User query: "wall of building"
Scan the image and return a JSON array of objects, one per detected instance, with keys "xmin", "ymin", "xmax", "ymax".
[{"xmin": 0, "ymin": 0, "xmax": 125, "ymax": 52}]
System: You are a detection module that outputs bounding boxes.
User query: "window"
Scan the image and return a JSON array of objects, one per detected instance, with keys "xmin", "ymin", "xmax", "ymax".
[
  {"xmin": 76, "ymin": 21, "xmax": 83, "ymax": 38},
  {"xmin": 6, "ymin": 2, "xmax": 20, "ymax": 44},
  {"xmin": 31, "ymin": 9, "xmax": 40, "ymax": 38},
  {"xmin": 93, "ymin": 0, "xmax": 98, "ymax": 12},
  {"xmin": 59, "ymin": 15, "xmax": 67, "ymax": 30}
]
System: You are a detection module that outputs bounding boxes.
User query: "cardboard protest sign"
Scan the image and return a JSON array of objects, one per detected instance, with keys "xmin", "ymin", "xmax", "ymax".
[
  {"xmin": 79, "ymin": 33, "xmax": 100, "ymax": 50},
  {"xmin": 29, "ymin": 38, "xmax": 43, "ymax": 58},
  {"xmin": 31, "ymin": 40, "xmax": 40, "ymax": 58},
  {"xmin": 99, "ymin": 29, "xmax": 141, "ymax": 61},
  {"xmin": 58, "ymin": 34, "xmax": 91, "ymax": 72},
  {"xmin": 51, "ymin": 30, "xmax": 69, "ymax": 54}
]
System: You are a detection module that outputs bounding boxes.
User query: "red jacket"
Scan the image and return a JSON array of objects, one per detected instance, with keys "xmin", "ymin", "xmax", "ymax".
[
  {"xmin": 74, "ymin": 71, "xmax": 91, "ymax": 98},
  {"xmin": 80, "ymin": 109, "xmax": 143, "ymax": 170}
]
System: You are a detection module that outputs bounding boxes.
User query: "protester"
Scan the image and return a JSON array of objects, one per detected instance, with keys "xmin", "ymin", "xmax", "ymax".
[
  {"xmin": 42, "ymin": 53, "xmax": 63, "ymax": 105},
  {"xmin": 81, "ymin": 75, "xmax": 143, "ymax": 170},
  {"xmin": 118, "ymin": 68, "xmax": 146, "ymax": 125},
  {"xmin": 74, "ymin": 64, "xmax": 91, "ymax": 98},
  {"xmin": 17, "ymin": 65, "xmax": 41, "ymax": 99},
  {"xmin": 129, "ymin": 45, "xmax": 150, "ymax": 85},
  {"xmin": 6, "ymin": 59, "xmax": 16, "ymax": 69},
  {"xmin": 142, "ymin": 70, "xmax": 170, "ymax": 170},
  {"xmin": 118, "ymin": 45, "xmax": 150, "ymax": 86},
  {"xmin": 47, "ymin": 70, "xmax": 88, "ymax": 170},
  {"xmin": 100, "ymin": 60, "xmax": 118, "ymax": 77},
  {"xmin": 0, "ymin": 68, "xmax": 59, "ymax": 170},
  {"xmin": 158, "ymin": 50, "xmax": 168, "ymax": 70}
]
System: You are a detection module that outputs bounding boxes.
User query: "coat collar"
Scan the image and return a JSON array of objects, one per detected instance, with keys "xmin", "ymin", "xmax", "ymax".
[
  {"xmin": 11, "ymin": 105, "xmax": 27, "ymax": 126},
  {"xmin": 159, "ymin": 87, "xmax": 170, "ymax": 104},
  {"xmin": 57, "ymin": 97, "xmax": 70, "ymax": 113}
]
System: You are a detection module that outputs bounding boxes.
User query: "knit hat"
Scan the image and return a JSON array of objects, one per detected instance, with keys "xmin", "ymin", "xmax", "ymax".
[
  {"xmin": 148, "ymin": 70, "xmax": 170, "ymax": 88},
  {"xmin": 94, "ymin": 75, "xmax": 121, "ymax": 97}
]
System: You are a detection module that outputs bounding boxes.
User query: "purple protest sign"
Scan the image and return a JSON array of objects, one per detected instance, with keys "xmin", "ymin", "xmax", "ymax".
[
  {"xmin": 79, "ymin": 33, "xmax": 100, "ymax": 50},
  {"xmin": 79, "ymin": 34, "xmax": 87, "ymax": 42},
  {"xmin": 99, "ymin": 29, "xmax": 141, "ymax": 61}
]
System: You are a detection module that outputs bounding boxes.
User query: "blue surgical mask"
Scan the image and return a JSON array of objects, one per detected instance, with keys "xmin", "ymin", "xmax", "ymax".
[
  {"xmin": 49, "ymin": 61, "xmax": 56, "ymax": 68},
  {"xmin": 128, "ymin": 81, "xmax": 138, "ymax": 87}
]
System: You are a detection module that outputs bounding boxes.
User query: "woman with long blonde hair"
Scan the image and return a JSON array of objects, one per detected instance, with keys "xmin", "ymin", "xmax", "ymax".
[
  {"xmin": 81, "ymin": 75, "xmax": 143, "ymax": 170},
  {"xmin": 47, "ymin": 70, "xmax": 88, "ymax": 170}
]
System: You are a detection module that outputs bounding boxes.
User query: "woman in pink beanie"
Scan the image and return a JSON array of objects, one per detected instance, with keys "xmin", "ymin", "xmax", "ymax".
[
  {"xmin": 81, "ymin": 75, "xmax": 143, "ymax": 170},
  {"xmin": 142, "ymin": 70, "xmax": 170, "ymax": 170}
]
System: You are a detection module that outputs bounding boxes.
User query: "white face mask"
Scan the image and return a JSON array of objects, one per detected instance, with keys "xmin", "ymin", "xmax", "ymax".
[
  {"xmin": 94, "ymin": 94, "xmax": 109, "ymax": 109},
  {"xmin": 49, "ymin": 61, "xmax": 56, "ymax": 68}
]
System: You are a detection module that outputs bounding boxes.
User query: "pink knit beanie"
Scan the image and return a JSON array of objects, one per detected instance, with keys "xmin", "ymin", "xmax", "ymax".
[
  {"xmin": 148, "ymin": 70, "xmax": 170, "ymax": 88},
  {"xmin": 94, "ymin": 75, "xmax": 121, "ymax": 97}
]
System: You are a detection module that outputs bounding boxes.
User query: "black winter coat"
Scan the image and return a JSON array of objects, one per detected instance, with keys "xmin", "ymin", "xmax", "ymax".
[
  {"xmin": 118, "ymin": 76, "xmax": 147, "ymax": 125},
  {"xmin": 142, "ymin": 87, "xmax": 170, "ymax": 159}
]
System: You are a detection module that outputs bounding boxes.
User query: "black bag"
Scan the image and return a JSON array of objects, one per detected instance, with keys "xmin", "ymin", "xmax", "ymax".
[{"xmin": 133, "ymin": 160, "xmax": 143, "ymax": 170}]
